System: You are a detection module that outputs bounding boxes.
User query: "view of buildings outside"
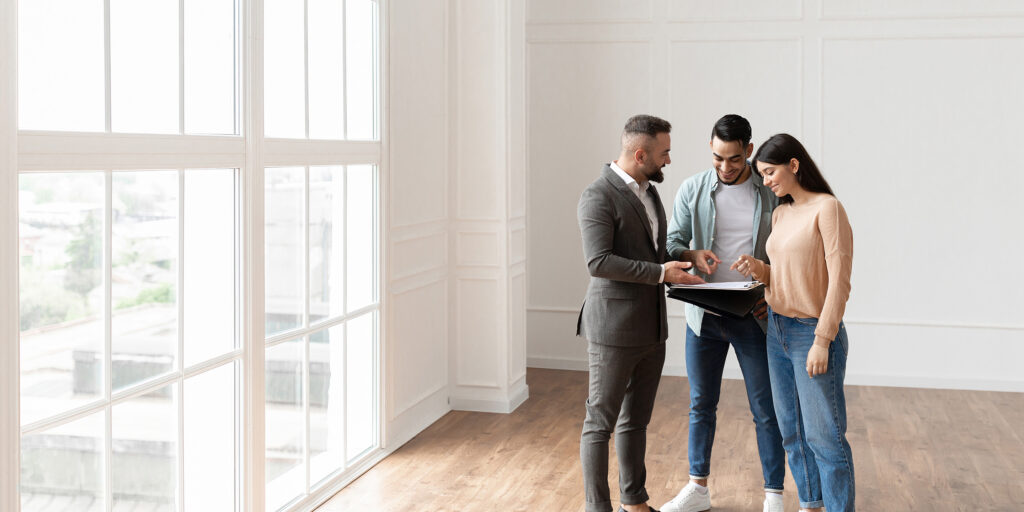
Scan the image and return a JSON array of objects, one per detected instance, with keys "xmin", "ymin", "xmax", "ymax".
[{"xmin": 19, "ymin": 172, "xmax": 237, "ymax": 511}]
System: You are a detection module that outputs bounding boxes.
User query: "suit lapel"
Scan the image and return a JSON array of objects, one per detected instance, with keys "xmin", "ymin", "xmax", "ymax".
[
  {"xmin": 601, "ymin": 166, "xmax": 656, "ymax": 251},
  {"xmin": 650, "ymin": 184, "xmax": 666, "ymax": 260}
]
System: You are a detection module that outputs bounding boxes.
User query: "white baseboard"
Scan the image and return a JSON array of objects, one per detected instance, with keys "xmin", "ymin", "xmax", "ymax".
[
  {"xmin": 450, "ymin": 379, "xmax": 530, "ymax": 413},
  {"xmin": 385, "ymin": 385, "xmax": 451, "ymax": 451},
  {"xmin": 527, "ymin": 357, "xmax": 1024, "ymax": 393},
  {"xmin": 527, "ymin": 309, "xmax": 1024, "ymax": 393}
]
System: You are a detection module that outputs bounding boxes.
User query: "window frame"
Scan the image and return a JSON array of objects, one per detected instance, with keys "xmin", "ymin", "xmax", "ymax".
[{"xmin": 0, "ymin": 0, "xmax": 389, "ymax": 510}]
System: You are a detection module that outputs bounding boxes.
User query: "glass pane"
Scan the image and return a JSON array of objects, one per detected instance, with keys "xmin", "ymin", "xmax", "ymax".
[
  {"xmin": 310, "ymin": 324, "xmax": 343, "ymax": 485},
  {"xmin": 265, "ymin": 167, "xmax": 305, "ymax": 336},
  {"xmin": 110, "ymin": 0, "xmax": 180, "ymax": 133},
  {"xmin": 346, "ymin": 0, "xmax": 377, "ymax": 140},
  {"xmin": 346, "ymin": 165, "xmax": 375, "ymax": 312},
  {"xmin": 346, "ymin": 312, "xmax": 375, "ymax": 461},
  {"xmin": 185, "ymin": 0, "xmax": 237, "ymax": 135},
  {"xmin": 184, "ymin": 169, "xmax": 236, "ymax": 366},
  {"xmin": 18, "ymin": 0, "xmax": 105, "ymax": 131},
  {"xmin": 19, "ymin": 173, "xmax": 105, "ymax": 426},
  {"xmin": 308, "ymin": 0, "xmax": 345, "ymax": 139},
  {"xmin": 265, "ymin": 0, "xmax": 306, "ymax": 138},
  {"xmin": 21, "ymin": 412, "xmax": 105, "ymax": 512},
  {"xmin": 184, "ymin": 363, "xmax": 237, "ymax": 511},
  {"xmin": 112, "ymin": 171, "xmax": 179, "ymax": 391},
  {"xmin": 309, "ymin": 167, "xmax": 344, "ymax": 324},
  {"xmin": 266, "ymin": 339, "xmax": 305, "ymax": 511},
  {"xmin": 112, "ymin": 383, "xmax": 178, "ymax": 511}
]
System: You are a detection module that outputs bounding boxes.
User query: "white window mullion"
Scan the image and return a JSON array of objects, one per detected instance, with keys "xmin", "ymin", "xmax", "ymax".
[
  {"xmin": 179, "ymin": 0, "xmax": 186, "ymax": 134},
  {"xmin": 0, "ymin": 0, "xmax": 20, "ymax": 508},
  {"xmin": 234, "ymin": 150, "xmax": 244, "ymax": 512},
  {"xmin": 340, "ymin": 323, "xmax": 348, "ymax": 471},
  {"xmin": 303, "ymin": 0, "xmax": 310, "ymax": 139},
  {"xmin": 303, "ymin": 166, "xmax": 311, "ymax": 492},
  {"xmin": 104, "ymin": 0, "xmax": 112, "ymax": 132},
  {"xmin": 18, "ymin": 132, "xmax": 247, "ymax": 171},
  {"xmin": 105, "ymin": 405, "xmax": 113, "ymax": 512},
  {"xmin": 177, "ymin": 169, "xmax": 187, "ymax": 512},
  {"xmin": 340, "ymin": 0, "xmax": 347, "ymax": 140},
  {"xmin": 303, "ymin": 334, "xmax": 311, "ymax": 493},
  {"xmin": 264, "ymin": 302, "xmax": 377, "ymax": 348},
  {"xmin": 262, "ymin": 139, "xmax": 381, "ymax": 167},
  {"xmin": 340, "ymin": 165, "xmax": 348, "ymax": 469},
  {"xmin": 234, "ymin": 0, "xmax": 242, "ymax": 136},
  {"xmin": 242, "ymin": 0, "xmax": 267, "ymax": 510},
  {"xmin": 177, "ymin": 379, "xmax": 186, "ymax": 512},
  {"xmin": 104, "ymin": 169, "xmax": 114, "ymax": 512},
  {"xmin": 234, "ymin": 361, "xmax": 243, "ymax": 512},
  {"xmin": 178, "ymin": 169, "xmax": 186, "ymax": 373},
  {"xmin": 375, "ymin": 0, "xmax": 388, "ymax": 454},
  {"xmin": 304, "ymin": 166, "xmax": 311, "ymax": 331}
]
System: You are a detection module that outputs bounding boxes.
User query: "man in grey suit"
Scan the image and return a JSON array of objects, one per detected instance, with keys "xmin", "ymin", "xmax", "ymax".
[{"xmin": 577, "ymin": 115, "xmax": 704, "ymax": 512}]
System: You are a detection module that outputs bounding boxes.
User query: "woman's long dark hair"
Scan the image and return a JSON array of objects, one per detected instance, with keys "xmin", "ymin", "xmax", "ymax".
[{"xmin": 753, "ymin": 133, "xmax": 834, "ymax": 204}]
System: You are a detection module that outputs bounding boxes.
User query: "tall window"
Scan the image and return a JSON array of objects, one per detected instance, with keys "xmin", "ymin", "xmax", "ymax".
[
  {"xmin": 14, "ymin": 0, "xmax": 382, "ymax": 511},
  {"xmin": 263, "ymin": 1, "xmax": 379, "ymax": 508},
  {"xmin": 264, "ymin": 165, "xmax": 378, "ymax": 510}
]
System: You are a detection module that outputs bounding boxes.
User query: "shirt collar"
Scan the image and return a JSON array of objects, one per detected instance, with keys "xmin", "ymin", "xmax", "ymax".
[{"xmin": 610, "ymin": 161, "xmax": 649, "ymax": 192}]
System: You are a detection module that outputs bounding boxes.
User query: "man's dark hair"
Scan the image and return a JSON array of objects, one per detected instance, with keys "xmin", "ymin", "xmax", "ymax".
[
  {"xmin": 753, "ymin": 133, "xmax": 834, "ymax": 205},
  {"xmin": 711, "ymin": 114, "xmax": 752, "ymax": 147},
  {"xmin": 622, "ymin": 115, "xmax": 671, "ymax": 151},
  {"xmin": 623, "ymin": 114, "xmax": 671, "ymax": 137}
]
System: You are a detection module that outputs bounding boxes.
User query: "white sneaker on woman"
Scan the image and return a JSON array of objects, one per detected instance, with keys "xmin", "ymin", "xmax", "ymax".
[{"xmin": 660, "ymin": 482, "xmax": 711, "ymax": 512}]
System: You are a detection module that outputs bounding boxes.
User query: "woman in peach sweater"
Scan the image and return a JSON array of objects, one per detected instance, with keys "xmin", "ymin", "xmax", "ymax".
[{"xmin": 732, "ymin": 133, "xmax": 855, "ymax": 512}]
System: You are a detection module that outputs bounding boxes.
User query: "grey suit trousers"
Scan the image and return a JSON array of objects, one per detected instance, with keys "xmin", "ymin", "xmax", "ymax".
[{"xmin": 581, "ymin": 340, "xmax": 666, "ymax": 512}]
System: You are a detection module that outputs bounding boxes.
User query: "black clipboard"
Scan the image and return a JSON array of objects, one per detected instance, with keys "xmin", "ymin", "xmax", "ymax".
[{"xmin": 666, "ymin": 282, "xmax": 765, "ymax": 319}]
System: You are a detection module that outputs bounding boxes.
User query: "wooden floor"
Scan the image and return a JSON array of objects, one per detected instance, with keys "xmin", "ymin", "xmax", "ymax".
[{"xmin": 318, "ymin": 368, "xmax": 1024, "ymax": 511}]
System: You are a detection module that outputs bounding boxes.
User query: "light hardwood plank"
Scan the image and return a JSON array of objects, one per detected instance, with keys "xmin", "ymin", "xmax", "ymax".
[{"xmin": 319, "ymin": 369, "xmax": 1024, "ymax": 511}]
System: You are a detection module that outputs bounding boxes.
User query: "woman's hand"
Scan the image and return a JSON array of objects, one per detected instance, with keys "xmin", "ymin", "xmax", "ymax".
[
  {"xmin": 731, "ymin": 254, "xmax": 767, "ymax": 282},
  {"xmin": 806, "ymin": 343, "xmax": 829, "ymax": 378}
]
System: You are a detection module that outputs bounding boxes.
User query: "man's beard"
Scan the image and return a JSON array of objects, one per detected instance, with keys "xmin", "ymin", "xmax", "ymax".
[{"xmin": 647, "ymin": 165, "xmax": 665, "ymax": 183}]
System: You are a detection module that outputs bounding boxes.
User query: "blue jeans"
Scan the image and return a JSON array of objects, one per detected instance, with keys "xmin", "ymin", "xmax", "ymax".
[
  {"xmin": 685, "ymin": 314, "xmax": 785, "ymax": 491},
  {"xmin": 766, "ymin": 308, "xmax": 855, "ymax": 511}
]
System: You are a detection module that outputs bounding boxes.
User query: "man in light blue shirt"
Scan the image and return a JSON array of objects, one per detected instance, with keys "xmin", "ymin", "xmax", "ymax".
[{"xmin": 659, "ymin": 115, "xmax": 786, "ymax": 512}]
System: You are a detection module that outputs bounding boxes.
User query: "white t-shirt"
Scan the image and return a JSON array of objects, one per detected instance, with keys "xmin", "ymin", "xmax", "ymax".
[{"xmin": 708, "ymin": 177, "xmax": 756, "ymax": 283}]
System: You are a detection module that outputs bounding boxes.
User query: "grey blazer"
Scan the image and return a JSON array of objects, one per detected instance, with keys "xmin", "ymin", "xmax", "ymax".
[{"xmin": 576, "ymin": 165, "xmax": 669, "ymax": 347}]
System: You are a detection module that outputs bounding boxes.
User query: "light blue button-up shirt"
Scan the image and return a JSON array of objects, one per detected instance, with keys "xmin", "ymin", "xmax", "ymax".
[{"xmin": 666, "ymin": 164, "xmax": 779, "ymax": 335}]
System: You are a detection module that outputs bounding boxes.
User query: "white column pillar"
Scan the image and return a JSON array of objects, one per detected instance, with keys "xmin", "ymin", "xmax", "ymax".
[
  {"xmin": 448, "ymin": 0, "xmax": 528, "ymax": 413},
  {"xmin": 0, "ymin": 0, "xmax": 20, "ymax": 508}
]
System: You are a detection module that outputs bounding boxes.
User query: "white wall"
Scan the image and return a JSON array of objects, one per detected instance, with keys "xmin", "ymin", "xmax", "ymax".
[
  {"xmin": 385, "ymin": 0, "xmax": 452, "ymax": 448},
  {"xmin": 525, "ymin": 0, "xmax": 1024, "ymax": 392},
  {"xmin": 385, "ymin": 0, "xmax": 528, "ymax": 450}
]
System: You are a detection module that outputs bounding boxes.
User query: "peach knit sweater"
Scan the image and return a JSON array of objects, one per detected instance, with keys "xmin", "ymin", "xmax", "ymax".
[{"xmin": 764, "ymin": 193, "xmax": 853, "ymax": 341}]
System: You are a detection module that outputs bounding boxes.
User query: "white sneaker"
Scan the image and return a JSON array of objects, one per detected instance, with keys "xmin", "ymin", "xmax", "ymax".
[
  {"xmin": 763, "ymin": 494, "xmax": 784, "ymax": 512},
  {"xmin": 660, "ymin": 482, "xmax": 711, "ymax": 512}
]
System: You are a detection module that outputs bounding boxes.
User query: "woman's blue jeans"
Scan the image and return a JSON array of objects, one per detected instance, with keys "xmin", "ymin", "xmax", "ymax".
[{"xmin": 766, "ymin": 307, "xmax": 856, "ymax": 511}]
